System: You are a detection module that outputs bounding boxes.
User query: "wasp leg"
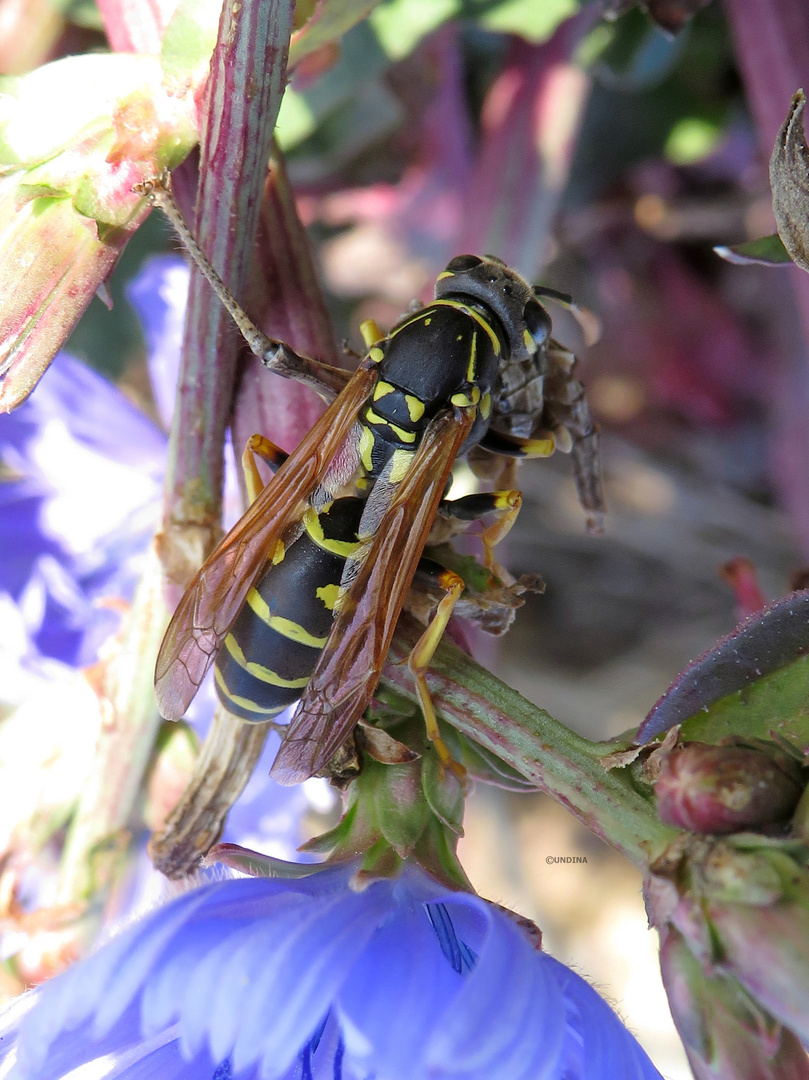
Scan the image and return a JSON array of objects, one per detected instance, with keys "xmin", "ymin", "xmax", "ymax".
[
  {"xmin": 136, "ymin": 175, "xmax": 351, "ymax": 401},
  {"xmin": 478, "ymin": 428, "xmax": 555, "ymax": 459},
  {"xmin": 241, "ymin": 434, "xmax": 290, "ymax": 504},
  {"xmin": 437, "ymin": 490, "xmax": 522, "ymax": 573},
  {"xmin": 407, "ymin": 567, "xmax": 466, "ymax": 779},
  {"xmin": 359, "ymin": 318, "xmax": 385, "ymax": 349}
]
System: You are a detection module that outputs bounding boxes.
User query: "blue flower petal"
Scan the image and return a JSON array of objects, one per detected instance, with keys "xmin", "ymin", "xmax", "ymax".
[
  {"xmin": 6, "ymin": 351, "xmax": 165, "ymax": 473},
  {"xmin": 337, "ymin": 902, "xmax": 461, "ymax": 1080},
  {"xmin": 126, "ymin": 255, "xmax": 188, "ymax": 433},
  {"xmin": 5, "ymin": 869, "xmax": 664, "ymax": 1080},
  {"xmin": 180, "ymin": 896, "xmax": 310, "ymax": 1060},
  {"xmin": 424, "ymin": 895, "xmax": 566, "ymax": 1080},
  {"xmin": 141, "ymin": 919, "xmax": 244, "ymax": 1036},
  {"xmin": 0, "ymin": 350, "xmax": 165, "ymax": 665},
  {"xmin": 543, "ymin": 956, "xmax": 661, "ymax": 1080},
  {"xmin": 16, "ymin": 887, "xmax": 211, "ymax": 1074},
  {"xmin": 246, "ymin": 884, "xmax": 391, "ymax": 1077}
]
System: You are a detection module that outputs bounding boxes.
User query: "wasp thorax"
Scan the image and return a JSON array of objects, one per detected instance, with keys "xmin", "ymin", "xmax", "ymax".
[{"xmin": 434, "ymin": 254, "xmax": 551, "ymax": 363}]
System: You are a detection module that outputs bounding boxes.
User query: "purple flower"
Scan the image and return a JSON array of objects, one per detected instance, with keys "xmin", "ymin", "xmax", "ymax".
[{"xmin": 0, "ymin": 865, "xmax": 661, "ymax": 1080}]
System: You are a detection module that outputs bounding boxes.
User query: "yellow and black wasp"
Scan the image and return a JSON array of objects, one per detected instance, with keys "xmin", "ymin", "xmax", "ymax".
[{"xmin": 145, "ymin": 181, "xmax": 602, "ymax": 786}]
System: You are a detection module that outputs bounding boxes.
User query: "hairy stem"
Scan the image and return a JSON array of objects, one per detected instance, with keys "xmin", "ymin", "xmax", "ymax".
[{"xmin": 385, "ymin": 618, "xmax": 677, "ymax": 867}]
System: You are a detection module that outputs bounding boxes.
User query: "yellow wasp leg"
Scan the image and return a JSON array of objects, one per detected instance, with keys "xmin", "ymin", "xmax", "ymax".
[
  {"xmin": 479, "ymin": 490, "xmax": 522, "ymax": 572},
  {"xmin": 241, "ymin": 434, "xmax": 289, "ymax": 505},
  {"xmin": 438, "ymin": 489, "xmax": 523, "ymax": 575},
  {"xmin": 359, "ymin": 318, "xmax": 385, "ymax": 349},
  {"xmin": 408, "ymin": 569, "xmax": 466, "ymax": 779}
]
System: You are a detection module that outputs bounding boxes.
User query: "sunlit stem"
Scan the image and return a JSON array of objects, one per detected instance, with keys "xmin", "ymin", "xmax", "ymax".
[
  {"xmin": 385, "ymin": 618, "xmax": 678, "ymax": 867},
  {"xmin": 57, "ymin": 543, "xmax": 169, "ymax": 907}
]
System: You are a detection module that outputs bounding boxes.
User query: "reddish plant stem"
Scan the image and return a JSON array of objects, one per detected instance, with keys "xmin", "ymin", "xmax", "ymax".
[
  {"xmin": 95, "ymin": 0, "xmax": 174, "ymax": 53},
  {"xmin": 161, "ymin": 0, "xmax": 295, "ymax": 584},
  {"xmin": 231, "ymin": 150, "xmax": 343, "ymax": 471}
]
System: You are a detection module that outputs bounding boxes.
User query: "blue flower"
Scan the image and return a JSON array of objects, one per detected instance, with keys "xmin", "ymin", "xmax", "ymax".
[
  {"xmin": 0, "ymin": 258, "xmax": 324, "ymax": 945},
  {"xmin": 0, "ymin": 865, "xmax": 661, "ymax": 1080},
  {"xmin": 0, "ymin": 256, "xmax": 185, "ymax": 667}
]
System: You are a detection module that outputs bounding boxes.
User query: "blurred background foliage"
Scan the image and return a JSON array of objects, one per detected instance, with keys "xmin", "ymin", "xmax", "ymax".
[{"xmin": 3, "ymin": 0, "xmax": 808, "ymax": 1074}]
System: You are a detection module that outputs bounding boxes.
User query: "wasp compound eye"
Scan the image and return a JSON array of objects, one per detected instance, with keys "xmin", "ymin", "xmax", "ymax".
[
  {"xmin": 444, "ymin": 254, "xmax": 483, "ymax": 274},
  {"xmin": 523, "ymin": 299, "xmax": 552, "ymax": 351}
]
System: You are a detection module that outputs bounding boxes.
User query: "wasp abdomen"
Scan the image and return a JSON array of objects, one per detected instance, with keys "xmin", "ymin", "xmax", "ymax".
[{"xmin": 214, "ymin": 498, "xmax": 364, "ymax": 722}]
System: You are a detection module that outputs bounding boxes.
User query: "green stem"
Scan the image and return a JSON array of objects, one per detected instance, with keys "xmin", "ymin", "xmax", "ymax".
[{"xmin": 385, "ymin": 618, "xmax": 678, "ymax": 867}]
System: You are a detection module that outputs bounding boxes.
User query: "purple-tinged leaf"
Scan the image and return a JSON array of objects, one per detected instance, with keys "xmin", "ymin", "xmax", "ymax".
[
  {"xmin": 0, "ymin": 53, "xmax": 200, "ymax": 411},
  {"xmin": 230, "ymin": 151, "xmax": 341, "ymax": 466},
  {"xmin": 637, "ymin": 590, "xmax": 809, "ymax": 743},
  {"xmin": 458, "ymin": 25, "xmax": 589, "ymax": 279},
  {"xmin": 96, "ymin": 0, "xmax": 179, "ymax": 52},
  {"xmin": 770, "ymin": 90, "xmax": 809, "ymax": 275},
  {"xmin": 714, "ymin": 232, "xmax": 793, "ymax": 266}
]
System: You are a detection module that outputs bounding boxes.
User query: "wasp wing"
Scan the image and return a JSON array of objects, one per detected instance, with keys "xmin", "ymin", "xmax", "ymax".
[
  {"xmin": 270, "ymin": 406, "xmax": 476, "ymax": 784},
  {"xmin": 154, "ymin": 360, "xmax": 378, "ymax": 720}
]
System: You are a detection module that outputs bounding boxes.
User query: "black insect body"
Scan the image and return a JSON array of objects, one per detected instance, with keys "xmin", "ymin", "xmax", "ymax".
[
  {"xmin": 471, "ymin": 274, "xmax": 604, "ymax": 533},
  {"xmin": 150, "ymin": 230, "xmax": 600, "ymax": 785},
  {"xmin": 215, "ymin": 496, "xmax": 365, "ymax": 722}
]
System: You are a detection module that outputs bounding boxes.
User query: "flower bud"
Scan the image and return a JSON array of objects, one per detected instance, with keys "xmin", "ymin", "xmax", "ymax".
[
  {"xmin": 654, "ymin": 742, "xmax": 804, "ymax": 834},
  {"xmin": 648, "ymin": 833, "xmax": 809, "ymax": 1050},
  {"xmin": 0, "ymin": 53, "xmax": 200, "ymax": 410},
  {"xmin": 658, "ymin": 923, "xmax": 809, "ymax": 1080}
]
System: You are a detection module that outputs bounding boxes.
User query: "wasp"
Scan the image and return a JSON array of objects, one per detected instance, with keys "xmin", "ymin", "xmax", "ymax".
[{"xmin": 144, "ymin": 181, "xmax": 602, "ymax": 785}]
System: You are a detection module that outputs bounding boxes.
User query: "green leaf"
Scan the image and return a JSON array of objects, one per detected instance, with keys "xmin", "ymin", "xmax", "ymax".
[
  {"xmin": 299, "ymin": 798, "xmax": 362, "ymax": 853},
  {"xmin": 680, "ymin": 654, "xmax": 809, "ymax": 748},
  {"xmin": 474, "ymin": 0, "xmax": 578, "ymax": 42},
  {"xmin": 289, "ymin": 0, "xmax": 384, "ymax": 67},
  {"xmin": 368, "ymin": 0, "xmax": 457, "ymax": 61},
  {"xmin": 277, "ymin": 21, "xmax": 393, "ymax": 151},
  {"xmin": 421, "ymin": 752, "xmax": 465, "ymax": 836},
  {"xmin": 426, "ymin": 544, "xmax": 493, "ymax": 593},
  {"xmin": 714, "ymin": 233, "xmax": 794, "ymax": 268},
  {"xmin": 664, "ymin": 115, "xmax": 722, "ymax": 164},
  {"xmin": 0, "ymin": 55, "xmax": 150, "ymax": 167},
  {"xmin": 459, "ymin": 735, "xmax": 536, "ymax": 790},
  {"xmin": 582, "ymin": 6, "xmax": 685, "ymax": 90},
  {"xmin": 161, "ymin": 0, "xmax": 223, "ymax": 85},
  {"xmin": 207, "ymin": 843, "xmax": 330, "ymax": 878},
  {"xmin": 373, "ymin": 760, "xmax": 429, "ymax": 857}
]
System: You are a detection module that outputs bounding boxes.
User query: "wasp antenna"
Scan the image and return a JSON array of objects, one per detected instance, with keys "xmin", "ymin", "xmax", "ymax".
[
  {"xmin": 533, "ymin": 285, "xmax": 601, "ymax": 347},
  {"xmin": 136, "ymin": 173, "xmax": 284, "ymax": 367}
]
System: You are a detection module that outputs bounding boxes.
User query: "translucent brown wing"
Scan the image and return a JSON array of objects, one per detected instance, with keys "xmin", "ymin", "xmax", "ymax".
[
  {"xmin": 270, "ymin": 406, "xmax": 476, "ymax": 784},
  {"xmin": 154, "ymin": 360, "xmax": 379, "ymax": 720}
]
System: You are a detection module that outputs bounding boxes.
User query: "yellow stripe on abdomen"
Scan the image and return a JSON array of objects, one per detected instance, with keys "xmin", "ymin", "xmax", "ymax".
[
  {"xmin": 246, "ymin": 588, "xmax": 329, "ymax": 648},
  {"xmin": 223, "ymin": 633, "xmax": 310, "ymax": 688},
  {"xmin": 214, "ymin": 667, "xmax": 288, "ymax": 716}
]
